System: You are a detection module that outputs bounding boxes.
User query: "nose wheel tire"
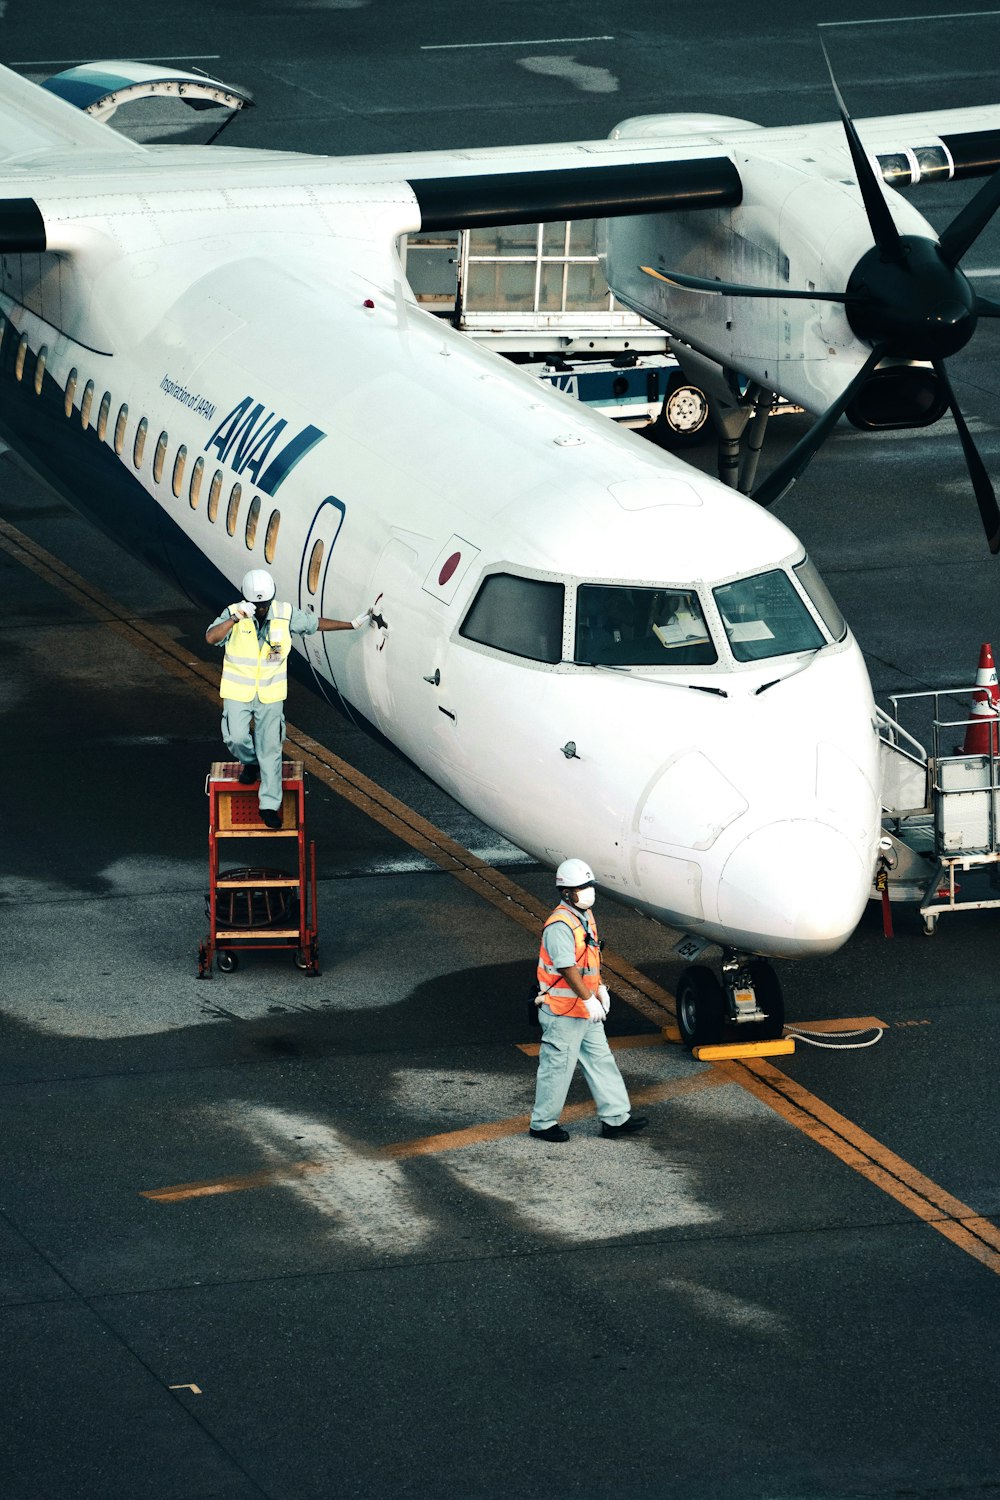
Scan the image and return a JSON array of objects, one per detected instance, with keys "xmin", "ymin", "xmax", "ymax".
[
  {"xmin": 745, "ymin": 960, "xmax": 785, "ymax": 1039},
  {"xmin": 676, "ymin": 965, "xmax": 727, "ymax": 1050}
]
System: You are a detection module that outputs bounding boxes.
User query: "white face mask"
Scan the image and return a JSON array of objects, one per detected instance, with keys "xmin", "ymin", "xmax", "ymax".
[{"xmin": 574, "ymin": 885, "xmax": 596, "ymax": 909}]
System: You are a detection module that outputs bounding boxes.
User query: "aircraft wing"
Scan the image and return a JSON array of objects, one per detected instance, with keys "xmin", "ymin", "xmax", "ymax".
[
  {"xmin": 335, "ymin": 104, "xmax": 1000, "ymax": 229},
  {"xmin": 0, "ymin": 61, "xmax": 146, "ymax": 161}
]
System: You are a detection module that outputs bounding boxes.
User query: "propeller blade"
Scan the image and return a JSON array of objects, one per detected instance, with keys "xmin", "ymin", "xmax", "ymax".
[
  {"xmin": 974, "ymin": 293, "xmax": 1000, "ymax": 318},
  {"xmin": 751, "ymin": 346, "xmax": 884, "ymax": 508},
  {"xmin": 819, "ymin": 37, "xmax": 904, "ymax": 263},
  {"xmin": 938, "ymin": 163, "xmax": 1000, "ymax": 268},
  {"xmin": 933, "ymin": 358, "xmax": 1000, "ymax": 553},
  {"xmin": 639, "ymin": 265, "xmax": 853, "ymax": 303}
]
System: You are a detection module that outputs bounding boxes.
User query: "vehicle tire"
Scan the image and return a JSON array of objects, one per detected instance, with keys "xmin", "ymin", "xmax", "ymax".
[
  {"xmin": 746, "ymin": 960, "xmax": 785, "ymax": 1039},
  {"xmin": 676, "ymin": 965, "xmax": 727, "ymax": 1050},
  {"xmin": 216, "ymin": 950, "xmax": 238, "ymax": 973},
  {"xmin": 646, "ymin": 373, "xmax": 712, "ymax": 450}
]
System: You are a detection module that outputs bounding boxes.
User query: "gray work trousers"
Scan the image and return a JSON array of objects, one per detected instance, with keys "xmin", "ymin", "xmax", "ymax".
[
  {"xmin": 222, "ymin": 696, "xmax": 286, "ymax": 810},
  {"xmin": 529, "ymin": 1007, "xmax": 632, "ymax": 1131}
]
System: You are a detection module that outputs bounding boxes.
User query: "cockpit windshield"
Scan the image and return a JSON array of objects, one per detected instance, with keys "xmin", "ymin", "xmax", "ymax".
[
  {"xmin": 712, "ymin": 569, "xmax": 825, "ymax": 662},
  {"xmin": 575, "ymin": 584, "xmax": 717, "ymax": 666}
]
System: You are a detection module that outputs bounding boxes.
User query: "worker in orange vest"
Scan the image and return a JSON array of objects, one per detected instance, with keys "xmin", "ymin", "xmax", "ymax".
[{"xmin": 529, "ymin": 858, "xmax": 649, "ymax": 1143}]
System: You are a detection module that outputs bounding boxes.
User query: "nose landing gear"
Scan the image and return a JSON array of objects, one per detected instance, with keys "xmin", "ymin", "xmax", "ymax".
[{"xmin": 676, "ymin": 952, "xmax": 785, "ymax": 1051}]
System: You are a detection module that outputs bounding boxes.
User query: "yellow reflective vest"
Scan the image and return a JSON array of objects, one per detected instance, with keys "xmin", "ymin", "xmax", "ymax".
[
  {"xmin": 219, "ymin": 602, "xmax": 293, "ymax": 703},
  {"xmin": 536, "ymin": 902, "xmax": 602, "ymax": 1019}
]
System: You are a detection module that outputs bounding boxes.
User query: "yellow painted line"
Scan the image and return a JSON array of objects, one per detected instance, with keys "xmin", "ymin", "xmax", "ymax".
[
  {"xmin": 141, "ymin": 1073, "xmax": 730, "ymax": 1198},
  {"xmin": 141, "ymin": 1160, "xmax": 327, "ymax": 1203},
  {"xmin": 693, "ymin": 1038, "xmax": 795, "ymax": 1061},
  {"xmin": 722, "ymin": 1060, "xmax": 1000, "ymax": 1274},
  {"xmin": 3, "ymin": 520, "xmax": 996, "ymax": 1277}
]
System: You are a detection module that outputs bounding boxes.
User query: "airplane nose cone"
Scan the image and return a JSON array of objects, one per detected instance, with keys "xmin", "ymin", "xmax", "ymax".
[{"xmin": 718, "ymin": 821, "xmax": 870, "ymax": 957}]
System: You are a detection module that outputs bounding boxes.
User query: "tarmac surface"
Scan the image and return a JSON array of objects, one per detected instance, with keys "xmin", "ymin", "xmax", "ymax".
[{"xmin": 2, "ymin": 3, "xmax": 1000, "ymax": 1498}]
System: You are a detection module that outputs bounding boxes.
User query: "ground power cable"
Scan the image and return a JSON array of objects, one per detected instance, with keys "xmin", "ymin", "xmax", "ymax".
[{"xmin": 784, "ymin": 1025, "xmax": 884, "ymax": 1049}]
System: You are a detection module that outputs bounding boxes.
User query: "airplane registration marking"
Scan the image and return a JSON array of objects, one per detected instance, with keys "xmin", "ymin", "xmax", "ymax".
[{"xmin": 3, "ymin": 518, "xmax": 997, "ymax": 1277}]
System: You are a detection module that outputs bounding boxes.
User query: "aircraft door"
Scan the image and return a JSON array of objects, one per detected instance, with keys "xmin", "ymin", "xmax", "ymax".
[{"xmin": 297, "ymin": 497, "xmax": 346, "ymax": 702}]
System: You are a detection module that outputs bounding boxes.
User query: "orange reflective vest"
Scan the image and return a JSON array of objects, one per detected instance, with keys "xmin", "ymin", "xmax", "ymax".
[
  {"xmin": 219, "ymin": 602, "xmax": 293, "ymax": 703},
  {"xmin": 536, "ymin": 902, "xmax": 602, "ymax": 1019}
]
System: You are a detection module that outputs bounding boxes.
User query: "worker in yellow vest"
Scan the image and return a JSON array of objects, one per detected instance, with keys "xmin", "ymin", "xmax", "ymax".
[
  {"xmin": 206, "ymin": 569, "xmax": 373, "ymax": 827},
  {"xmin": 529, "ymin": 857, "xmax": 649, "ymax": 1143}
]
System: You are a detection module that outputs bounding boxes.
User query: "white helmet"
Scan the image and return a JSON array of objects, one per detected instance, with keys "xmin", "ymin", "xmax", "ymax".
[
  {"xmin": 242, "ymin": 569, "xmax": 275, "ymax": 603},
  {"xmin": 555, "ymin": 857, "xmax": 594, "ymax": 889}
]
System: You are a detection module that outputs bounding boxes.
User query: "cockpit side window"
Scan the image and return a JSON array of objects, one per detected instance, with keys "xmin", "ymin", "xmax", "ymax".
[
  {"xmin": 793, "ymin": 556, "xmax": 847, "ymax": 642},
  {"xmin": 460, "ymin": 573, "xmax": 564, "ymax": 663},
  {"xmin": 713, "ymin": 569, "xmax": 825, "ymax": 662},
  {"xmin": 575, "ymin": 584, "xmax": 717, "ymax": 666}
]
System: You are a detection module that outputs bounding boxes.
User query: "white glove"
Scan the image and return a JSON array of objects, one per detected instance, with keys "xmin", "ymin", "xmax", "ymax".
[
  {"xmin": 351, "ymin": 609, "xmax": 374, "ymax": 630},
  {"xmin": 583, "ymin": 996, "xmax": 605, "ymax": 1023},
  {"xmin": 597, "ymin": 983, "xmax": 611, "ymax": 1016},
  {"xmin": 230, "ymin": 602, "xmax": 254, "ymax": 619}
]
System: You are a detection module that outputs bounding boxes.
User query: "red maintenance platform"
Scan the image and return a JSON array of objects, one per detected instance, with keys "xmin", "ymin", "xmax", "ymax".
[{"xmin": 197, "ymin": 760, "xmax": 320, "ymax": 978}]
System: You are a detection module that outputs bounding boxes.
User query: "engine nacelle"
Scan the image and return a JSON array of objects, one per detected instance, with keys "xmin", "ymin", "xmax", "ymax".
[{"xmin": 845, "ymin": 361, "xmax": 949, "ymax": 430}]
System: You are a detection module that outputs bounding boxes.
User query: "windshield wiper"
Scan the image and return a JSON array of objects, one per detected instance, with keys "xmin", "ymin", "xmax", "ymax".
[{"xmin": 754, "ymin": 654, "xmax": 819, "ymax": 695}]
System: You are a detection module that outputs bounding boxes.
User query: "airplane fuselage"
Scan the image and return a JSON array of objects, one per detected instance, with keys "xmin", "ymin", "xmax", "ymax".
[{"xmin": 0, "ymin": 160, "xmax": 882, "ymax": 958}]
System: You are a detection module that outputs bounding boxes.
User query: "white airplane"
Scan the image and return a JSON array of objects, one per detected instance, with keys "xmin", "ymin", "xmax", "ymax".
[{"xmin": 2, "ymin": 57, "xmax": 998, "ymax": 1044}]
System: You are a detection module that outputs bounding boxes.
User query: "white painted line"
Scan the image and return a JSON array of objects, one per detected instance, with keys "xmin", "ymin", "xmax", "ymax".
[
  {"xmin": 819, "ymin": 9, "xmax": 1000, "ymax": 24},
  {"xmin": 421, "ymin": 35, "xmax": 613, "ymax": 50},
  {"xmin": 11, "ymin": 53, "xmax": 222, "ymax": 66},
  {"xmin": 966, "ymin": 267, "xmax": 1000, "ymax": 278}
]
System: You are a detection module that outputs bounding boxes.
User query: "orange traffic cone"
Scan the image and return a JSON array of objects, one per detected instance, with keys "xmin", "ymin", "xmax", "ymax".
[{"xmin": 962, "ymin": 642, "xmax": 1000, "ymax": 755}]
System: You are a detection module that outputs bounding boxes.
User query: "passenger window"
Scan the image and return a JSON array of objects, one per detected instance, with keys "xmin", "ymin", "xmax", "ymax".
[
  {"xmin": 15, "ymin": 334, "xmax": 27, "ymax": 382},
  {"xmin": 207, "ymin": 470, "xmax": 223, "ymax": 522},
  {"xmin": 34, "ymin": 346, "xmax": 47, "ymax": 397},
  {"xmin": 713, "ymin": 570, "xmax": 825, "ymax": 662},
  {"xmin": 97, "ymin": 392, "xmax": 111, "ymax": 442},
  {"xmin": 133, "ymin": 417, "xmax": 148, "ymax": 469},
  {"xmin": 307, "ymin": 539, "xmax": 324, "ymax": 594},
  {"xmin": 264, "ymin": 509, "xmax": 280, "ymax": 564},
  {"xmin": 575, "ymin": 584, "xmax": 717, "ymax": 667},
  {"xmin": 114, "ymin": 403, "xmax": 129, "ymax": 456},
  {"xmin": 153, "ymin": 431, "xmax": 168, "ymax": 483},
  {"xmin": 189, "ymin": 456, "xmax": 204, "ymax": 509},
  {"xmin": 62, "ymin": 364, "xmax": 76, "ymax": 411},
  {"xmin": 80, "ymin": 380, "xmax": 95, "ymax": 430},
  {"xmin": 226, "ymin": 483, "xmax": 242, "ymax": 536},
  {"xmin": 244, "ymin": 494, "xmax": 261, "ymax": 549},
  {"xmin": 460, "ymin": 573, "xmax": 564, "ymax": 663},
  {"xmin": 172, "ymin": 445, "xmax": 187, "ymax": 498}
]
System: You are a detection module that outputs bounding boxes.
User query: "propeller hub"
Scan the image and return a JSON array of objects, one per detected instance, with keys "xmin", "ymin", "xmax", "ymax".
[{"xmin": 846, "ymin": 235, "xmax": 977, "ymax": 360}]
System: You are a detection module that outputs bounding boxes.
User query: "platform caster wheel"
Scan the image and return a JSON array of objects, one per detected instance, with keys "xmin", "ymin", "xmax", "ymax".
[
  {"xmin": 922, "ymin": 915, "xmax": 937, "ymax": 936},
  {"xmin": 676, "ymin": 965, "xmax": 727, "ymax": 1051},
  {"xmin": 746, "ymin": 960, "xmax": 785, "ymax": 1039},
  {"xmin": 217, "ymin": 950, "xmax": 238, "ymax": 973},
  {"xmin": 295, "ymin": 945, "xmax": 321, "ymax": 976}
]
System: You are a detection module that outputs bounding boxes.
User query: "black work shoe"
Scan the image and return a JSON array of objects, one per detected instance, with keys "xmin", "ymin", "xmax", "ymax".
[
  {"xmin": 529, "ymin": 1125, "xmax": 569, "ymax": 1142},
  {"xmin": 238, "ymin": 763, "xmax": 260, "ymax": 785},
  {"xmin": 600, "ymin": 1115, "xmax": 649, "ymax": 1139},
  {"xmin": 260, "ymin": 808, "xmax": 282, "ymax": 829}
]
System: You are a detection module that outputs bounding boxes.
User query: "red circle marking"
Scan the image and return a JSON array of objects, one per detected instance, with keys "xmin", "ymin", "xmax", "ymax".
[{"xmin": 438, "ymin": 551, "xmax": 461, "ymax": 586}]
